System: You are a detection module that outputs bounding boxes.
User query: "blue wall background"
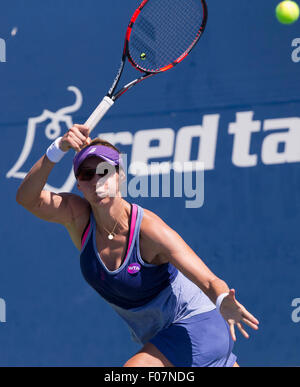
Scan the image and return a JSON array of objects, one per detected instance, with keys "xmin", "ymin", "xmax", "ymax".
[{"xmin": 1, "ymin": 0, "xmax": 300, "ymax": 366}]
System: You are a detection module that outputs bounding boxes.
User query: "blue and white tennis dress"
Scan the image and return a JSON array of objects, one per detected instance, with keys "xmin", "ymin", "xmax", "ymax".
[{"xmin": 80, "ymin": 203, "xmax": 237, "ymax": 367}]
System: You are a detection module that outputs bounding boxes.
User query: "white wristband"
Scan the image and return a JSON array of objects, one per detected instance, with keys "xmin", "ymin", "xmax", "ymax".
[
  {"xmin": 46, "ymin": 137, "xmax": 67, "ymax": 163},
  {"xmin": 216, "ymin": 292, "xmax": 229, "ymax": 313}
]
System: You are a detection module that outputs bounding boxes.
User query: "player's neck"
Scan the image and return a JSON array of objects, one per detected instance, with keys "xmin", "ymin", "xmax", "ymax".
[{"xmin": 91, "ymin": 197, "xmax": 131, "ymax": 238}]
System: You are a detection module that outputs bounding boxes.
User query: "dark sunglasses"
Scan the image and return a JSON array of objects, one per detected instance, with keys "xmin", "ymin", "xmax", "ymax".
[{"xmin": 76, "ymin": 168, "xmax": 110, "ymax": 182}]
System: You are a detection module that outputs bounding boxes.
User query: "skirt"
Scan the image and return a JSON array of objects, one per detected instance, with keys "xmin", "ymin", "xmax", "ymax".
[{"xmin": 149, "ymin": 309, "xmax": 237, "ymax": 367}]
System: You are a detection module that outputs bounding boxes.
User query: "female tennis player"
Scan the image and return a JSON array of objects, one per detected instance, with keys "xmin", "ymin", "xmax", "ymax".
[{"xmin": 16, "ymin": 124, "xmax": 259, "ymax": 367}]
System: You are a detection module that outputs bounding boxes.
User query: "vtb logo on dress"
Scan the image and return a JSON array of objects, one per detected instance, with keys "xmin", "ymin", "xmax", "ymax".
[{"xmin": 0, "ymin": 38, "xmax": 6, "ymax": 63}]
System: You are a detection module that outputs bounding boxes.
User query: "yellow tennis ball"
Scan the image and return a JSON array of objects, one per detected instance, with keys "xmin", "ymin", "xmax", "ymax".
[
  {"xmin": 276, "ymin": 1, "xmax": 300, "ymax": 24},
  {"xmin": 140, "ymin": 52, "xmax": 146, "ymax": 60}
]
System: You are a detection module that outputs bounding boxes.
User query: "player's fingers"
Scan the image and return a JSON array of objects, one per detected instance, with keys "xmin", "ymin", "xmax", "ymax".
[
  {"xmin": 237, "ymin": 322, "xmax": 249, "ymax": 339},
  {"xmin": 229, "ymin": 289, "xmax": 236, "ymax": 299},
  {"xmin": 69, "ymin": 129, "xmax": 90, "ymax": 148},
  {"xmin": 229, "ymin": 323, "xmax": 236, "ymax": 342},
  {"xmin": 68, "ymin": 140, "xmax": 82, "ymax": 152},
  {"xmin": 74, "ymin": 124, "xmax": 90, "ymax": 138},
  {"xmin": 67, "ymin": 131, "xmax": 85, "ymax": 152},
  {"xmin": 65, "ymin": 140, "xmax": 80, "ymax": 152},
  {"xmin": 70, "ymin": 126, "xmax": 90, "ymax": 142},
  {"xmin": 241, "ymin": 309, "xmax": 259, "ymax": 325},
  {"xmin": 241, "ymin": 317, "xmax": 259, "ymax": 330},
  {"xmin": 86, "ymin": 137, "xmax": 92, "ymax": 145}
]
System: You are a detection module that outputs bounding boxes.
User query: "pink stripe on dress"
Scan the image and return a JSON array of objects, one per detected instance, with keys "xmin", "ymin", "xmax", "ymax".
[
  {"xmin": 125, "ymin": 204, "xmax": 138, "ymax": 258},
  {"xmin": 81, "ymin": 204, "xmax": 138, "ymax": 255},
  {"xmin": 81, "ymin": 224, "xmax": 91, "ymax": 249}
]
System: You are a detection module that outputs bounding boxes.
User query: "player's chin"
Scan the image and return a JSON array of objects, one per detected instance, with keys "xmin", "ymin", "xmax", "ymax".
[{"xmin": 93, "ymin": 192, "xmax": 113, "ymax": 205}]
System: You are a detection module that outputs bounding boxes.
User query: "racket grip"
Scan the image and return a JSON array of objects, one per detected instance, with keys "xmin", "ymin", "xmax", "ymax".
[{"xmin": 84, "ymin": 96, "xmax": 114, "ymax": 133}]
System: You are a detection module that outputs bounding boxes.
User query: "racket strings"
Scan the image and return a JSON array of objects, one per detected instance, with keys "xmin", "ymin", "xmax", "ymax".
[
  {"xmin": 129, "ymin": 0, "xmax": 204, "ymax": 72},
  {"xmin": 133, "ymin": 2, "xmax": 202, "ymax": 69}
]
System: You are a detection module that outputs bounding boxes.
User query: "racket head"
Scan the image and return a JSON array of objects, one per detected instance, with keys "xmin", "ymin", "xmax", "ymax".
[{"xmin": 124, "ymin": 0, "xmax": 208, "ymax": 74}]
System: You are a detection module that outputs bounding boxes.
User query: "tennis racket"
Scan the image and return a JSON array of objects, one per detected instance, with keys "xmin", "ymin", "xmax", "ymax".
[{"xmin": 85, "ymin": 0, "xmax": 208, "ymax": 133}]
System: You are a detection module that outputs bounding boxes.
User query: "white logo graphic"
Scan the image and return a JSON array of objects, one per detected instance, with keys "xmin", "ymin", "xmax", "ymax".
[
  {"xmin": 292, "ymin": 38, "xmax": 300, "ymax": 63},
  {"xmin": 89, "ymin": 147, "xmax": 97, "ymax": 154},
  {"xmin": 6, "ymin": 86, "xmax": 82, "ymax": 193},
  {"xmin": 291, "ymin": 298, "xmax": 300, "ymax": 323},
  {"xmin": 7, "ymin": 103, "xmax": 300, "ymax": 207},
  {"xmin": 0, "ymin": 38, "xmax": 6, "ymax": 62},
  {"xmin": 0, "ymin": 298, "xmax": 6, "ymax": 323}
]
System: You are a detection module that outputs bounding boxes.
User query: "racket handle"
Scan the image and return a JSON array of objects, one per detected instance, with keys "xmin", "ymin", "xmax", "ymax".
[{"xmin": 84, "ymin": 96, "xmax": 114, "ymax": 133}]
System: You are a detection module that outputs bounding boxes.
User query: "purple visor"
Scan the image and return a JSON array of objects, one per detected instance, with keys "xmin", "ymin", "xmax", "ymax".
[{"xmin": 73, "ymin": 145, "xmax": 123, "ymax": 177}]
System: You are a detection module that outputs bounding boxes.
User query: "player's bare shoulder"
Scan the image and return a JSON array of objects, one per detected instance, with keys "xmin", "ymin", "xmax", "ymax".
[
  {"xmin": 139, "ymin": 208, "xmax": 173, "ymax": 263},
  {"xmin": 141, "ymin": 208, "xmax": 168, "ymax": 232}
]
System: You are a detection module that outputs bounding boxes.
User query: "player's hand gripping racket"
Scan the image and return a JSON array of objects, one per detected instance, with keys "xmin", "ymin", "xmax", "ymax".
[{"xmin": 85, "ymin": 0, "xmax": 208, "ymax": 133}]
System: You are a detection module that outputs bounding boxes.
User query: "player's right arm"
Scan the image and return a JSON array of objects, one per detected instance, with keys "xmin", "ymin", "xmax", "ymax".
[{"xmin": 16, "ymin": 125, "xmax": 91, "ymax": 227}]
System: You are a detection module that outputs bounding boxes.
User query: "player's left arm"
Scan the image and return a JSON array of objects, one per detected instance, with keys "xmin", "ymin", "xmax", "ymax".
[
  {"xmin": 143, "ymin": 211, "xmax": 259, "ymax": 340},
  {"xmin": 144, "ymin": 213, "xmax": 229, "ymax": 302}
]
